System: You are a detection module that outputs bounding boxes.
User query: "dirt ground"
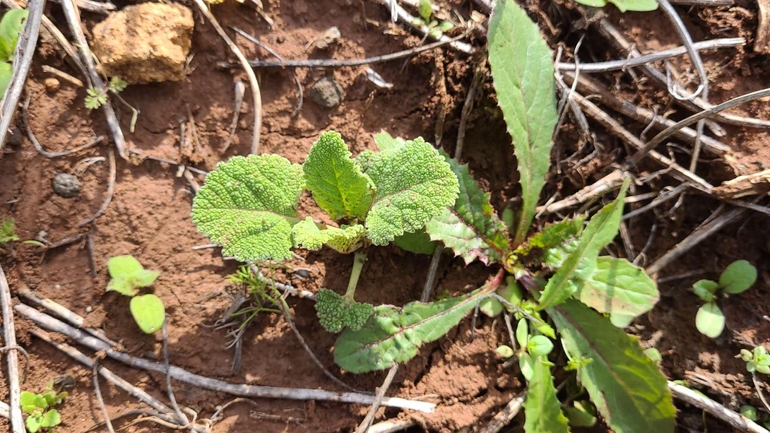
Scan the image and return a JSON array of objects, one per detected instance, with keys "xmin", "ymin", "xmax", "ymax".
[{"xmin": 1, "ymin": 0, "xmax": 770, "ymax": 431}]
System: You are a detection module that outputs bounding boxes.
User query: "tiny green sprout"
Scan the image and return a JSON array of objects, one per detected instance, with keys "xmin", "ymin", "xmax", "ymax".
[
  {"xmin": 740, "ymin": 346, "xmax": 770, "ymax": 374},
  {"xmin": 0, "ymin": 219, "xmax": 20, "ymax": 245},
  {"xmin": 411, "ymin": 0, "xmax": 453, "ymax": 39},
  {"xmin": 496, "ymin": 344, "xmax": 514, "ymax": 359},
  {"xmin": 21, "ymin": 381, "xmax": 67, "ymax": 433},
  {"xmin": 694, "ymin": 260, "xmax": 757, "ymax": 338},
  {"xmin": 106, "ymin": 255, "xmax": 165, "ymax": 334},
  {"xmin": 741, "ymin": 405, "xmax": 759, "ymax": 421},
  {"xmin": 84, "ymin": 76, "xmax": 127, "ymax": 110}
]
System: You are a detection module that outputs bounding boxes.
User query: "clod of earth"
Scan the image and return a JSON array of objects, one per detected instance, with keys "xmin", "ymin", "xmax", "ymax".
[
  {"xmin": 91, "ymin": 3, "xmax": 194, "ymax": 84},
  {"xmin": 43, "ymin": 78, "xmax": 60, "ymax": 93},
  {"xmin": 51, "ymin": 173, "xmax": 80, "ymax": 198},
  {"xmin": 309, "ymin": 76, "xmax": 344, "ymax": 108}
]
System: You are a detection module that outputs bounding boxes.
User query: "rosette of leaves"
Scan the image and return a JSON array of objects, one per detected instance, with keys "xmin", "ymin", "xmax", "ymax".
[
  {"xmin": 20, "ymin": 382, "xmax": 67, "ymax": 433},
  {"xmin": 191, "ymin": 130, "xmax": 459, "ymax": 332}
]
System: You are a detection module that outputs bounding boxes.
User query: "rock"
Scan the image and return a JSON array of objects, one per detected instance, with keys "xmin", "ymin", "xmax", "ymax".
[
  {"xmin": 309, "ymin": 76, "xmax": 343, "ymax": 108},
  {"xmin": 91, "ymin": 3, "xmax": 194, "ymax": 84},
  {"xmin": 51, "ymin": 173, "xmax": 81, "ymax": 198},
  {"xmin": 44, "ymin": 77, "xmax": 60, "ymax": 92}
]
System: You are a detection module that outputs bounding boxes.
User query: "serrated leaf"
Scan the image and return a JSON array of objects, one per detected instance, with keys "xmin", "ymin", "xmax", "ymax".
[
  {"xmin": 129, "ymin": 294, "xmax": 165, "ymax": 334},
  {"xmin": 524, "ymin": 357, "xmax": 570, "ymax": 433},
  {"xmin": 365, "ymin": 138, "xmax": 459, "ymax": 245},
  {"xmin": 538, "ymin": 179, "xmax": 630, "ymax": 310},
  {"xmin": 303, "ymin": 131, "xmax": 375, "ymax": 221},
  {"xmin": 425, "ymin": 153, "xmax": 508, "ymax": 265},
  {"xmin": 550, "ymin": 300, "xmax": 676, "ymax": 433},
  {"xmin": 696, "ymin": 302, "xmax": 724, "ymax": 338},
  {"xmin": 0, "ymin": 9, "xmax": 27, "ymax": 62},
  {"xmin": 393, "ymin": 230, "xmax": 437, "ymax": 255},
  {"xmin": 291, "ymin": 217, "xmax": 366, "ymax": 253},
  {"xmin": 719, "ymin": 260, "xmax": 757, "ymax": 295},
  {"xmin": 334, "ymin": 283, "xmax": 492, "ymax": 373},
  {"xmin": 576, "ymin": 257, "xmax": 658, "ymax": 324},
  {"xmin": 373, "ymin": 131, "xmax": 406, "ymax": 152},
  {"xmin": 489, "ymin": 0, "xmax": 558, "ymax": 246},
  {"xmin": 192, "ymin": 155, "xmax": 304, "ymax": 261}
]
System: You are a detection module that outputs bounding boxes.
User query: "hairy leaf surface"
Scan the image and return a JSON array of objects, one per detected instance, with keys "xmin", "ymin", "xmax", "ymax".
[
  {"xmin": 488, "ymin": 0, "xmax": 558, "ymax": 246},
  {"xmin": 538, "ymin": 179, "xmax": 629, "ymax": 310},
  {"xmin": 192, "ymin": 155, "xmax": 304, "ymax": 261},
  {"xmin": 291, "ymin": 217, "xmax": 366, "ymax": 253},
  {"xmin": 577, "ymin": 257, "xmax": 658, "ymax": 324},
  {"xmin": 365, "ymin": 138, "xmax": 459, "ymax": 245},
  {"xmin": 426, "ymin": 154, "xmax": 508, "ymax": 265},
  {"xmin": 303, "ymin": 131, "xmax": 374, "ymax": 221},
  {"xmin": 551, "ymin": 300, "xmax": 676, "ymax": 433},
  {"xmin": 524, "ymin": 357, "xmax": 570, "ymax": 433}
]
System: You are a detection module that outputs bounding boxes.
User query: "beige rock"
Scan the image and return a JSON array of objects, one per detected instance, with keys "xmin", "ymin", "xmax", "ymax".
[
  {"xmin": 43, "ymin": 77, "xmax": 60, "ymax": 92},
  {"xmin": 91, "ymin": 3, "xmax": 194, "ymax": 84}
]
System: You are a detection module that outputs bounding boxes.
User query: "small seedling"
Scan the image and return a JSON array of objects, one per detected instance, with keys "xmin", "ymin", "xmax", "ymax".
[
  {"xmin": 693, "ymin": 260, "xmax": 757, "ymax": 338},
  {"xmin": 85, "ymin": 76, "xmax": 127, "ymax": 110},
  {"xmin": 223, "ymin": 265, "xmax": 282, "ymax": 341},
  {"xmin": 106, "ymin": 255, "xmax": 165, "ymax": 334},
  {"xmin": 1, "ymin": 219, "xmax": 19, "ymax": 245},
  {"xmin": 20, "ymin": 381, "xmax": 67, "ymax": 433},
  {"xmin": 740, "ymin": 346, "xmax": 770, "ymax": 374},
  {"xmin": 0, "ymin": 9, "xmax": 28, "ymax": 96},
  {"xmin": 411, "ymin": 0, "xmax": 453, "ymax": 39}
]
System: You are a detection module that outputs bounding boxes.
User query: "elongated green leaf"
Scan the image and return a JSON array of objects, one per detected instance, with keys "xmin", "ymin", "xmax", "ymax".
[
  {"xmin": 538, "ymin": 179, "xmax": 630, "ymax": 310},
  {"xmin": 425, "ymin": 154, "xmax": 508, "ymax": 265},
  {"xmin": 303, "ymin": 131, "xmax": 375, "ymax": 221},
  {"xmin": 0, "ymin": 10, "xmax": 28, "ymax": 62},
  {"xmin": 488, "ymin": 0, "xmax": 558, "ymax": 246},
  {"xmin": 192, "ymin": 155, "xmax": 304, "ymax": 261},
  {"xmin": 524, "ymin": 358, "xmax": 570, "ymax": 433},
  {"xmin": 291, "ymin": 217, "xmax": 366, "ymax": 253},
  {"xmin": 577, "ymin": 257, "xmax": 658, "ymax": 324},
  {"xmin": 335, "ymin": 293, "xmax": 476, "ymax": 372},
  {"xmin": 365, "ymin": 138, "xmax": 459, "ymax": 245},
  {"xmin": 550, "ymin": 300, "xmax": 676, "ymax": 433}
]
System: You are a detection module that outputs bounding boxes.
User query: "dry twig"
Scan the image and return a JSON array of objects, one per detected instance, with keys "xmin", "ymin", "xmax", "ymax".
[
  {"xmin": 0, "ymin": 0, "xmax": 45, "ymax": 155},
  {"xmin": 355, "ymin": 364, "xmax": 399, "ymax": 433},
  {"xmin": 191, "ymin": 0, "xmax": 262, "ymax": 154},
  {"xmin": 78, "ymin": 148, "xmax": 116, "ymax": 227},
  {"xmin": 669, "ymin": 381, "xmax": 769, "ymax": 433},
  {"xmin": 0, "ymin": 265, "xmax": 23, "ymax": 433},
  {"xmin": 477, "ymin": 392, "xmax": 527, "ymax": 433},
  {"xmin": 15, "ymin": 304, "xmax": 436, "ymax": 412},
  {"xmin": 23, "ymin": 94, "xmax": 102, "ymax": 157},
  {"xmin": 59, "ymin": 0, "xmax": 127, "ymax": 159}
]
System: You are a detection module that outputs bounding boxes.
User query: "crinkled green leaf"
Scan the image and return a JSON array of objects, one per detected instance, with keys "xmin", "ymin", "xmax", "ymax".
[
  {"xmin": 719, "ymin": 260, "xmax": 757, "ymax": 295},
  {"xmin": 303, "ymin": 131, "xmax": 375, "ymax": 221},
  {"xmin": 192, "ymin": 155, "xmax": 304, "ymax": 261},
  {"xmin": 335, "ymin": 289, "xmax": 480, "ymax": 373},
  {"xmin": 393, "ymin": 230, "xmax": 437, "ymax": 255},
  {"xmin": 425, "ymin": 153, "xmax": 508, "ymax": 265},
  {"xmin": 129, "ymin": 294, "xmax": 165, "ymax": 334},
  {"xmin": 291, "ymin": 217, "xmax": 366, "ymax": 253},
  {"xmin": 489, "ymin": 0, "xmax": 558, "ymax": 246},
  {"xmin": 524, "ymin": 357, "xmax": 570, "ymax": 433},
  {"xmin": 373, "ymin": 131, "xmax": 406, "ymax": 152},
  {"xmin": 365, "ymin": 138, "xmax": 459, "ymax": 245},
  {"xmin": 0, "ymin": 10, "xmax": 28, "ymax": 62},
  {"xmin": 696, "ymin": 302, "xmax": 724, "ymax": 338},
  {"xmin": 577, "ymin": 257, "xmax": 658, "ymax": 324},
  {"xmin": 315, "ymin": 289, "xmax": 374, "ymax": 333},
  {"xmin": 538, "ymin": 179, "xmax": 630, "ymax": 310},
  {"xmin": 550, "ymin": 300, "xmax": 676, "ymax": 433}
]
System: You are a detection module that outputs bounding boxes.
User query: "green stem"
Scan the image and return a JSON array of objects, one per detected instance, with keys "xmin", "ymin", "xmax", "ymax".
[{"xmin": 344, "ymin": 251, "xmax": 367, "ymax": 300}]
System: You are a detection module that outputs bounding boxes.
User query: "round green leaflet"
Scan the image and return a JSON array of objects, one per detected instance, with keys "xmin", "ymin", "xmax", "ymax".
[
  {"xmin": 695, "ymin": 302, "xmax": 724, "ymax": 338},
  {"xmin": 130, "ymin": 294, "xmax": 165, "ymax": 334}
]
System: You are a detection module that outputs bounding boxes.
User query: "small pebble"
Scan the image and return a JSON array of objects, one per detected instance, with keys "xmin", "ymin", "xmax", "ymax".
[
  {"xmin": 51, "ymin": 173, "xmax": 81, "ymax": 198},
  {"xmin": 85, "ymin": 306, "xmax": 93, "ymax": 313},
  {"xmin": 309, "ymin": 76, "xmax": 343, "ymax": 108},
  {"xmin": 294, "ymin": 268, "xmax": 311, "ymax": 278},
  {"xmin": 44, "ymin": 77, "xmax": 60, "ymax": 93},
  {"xmin": 54, "ymin": 284, "xmax": 60, "ymax": 289}
]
